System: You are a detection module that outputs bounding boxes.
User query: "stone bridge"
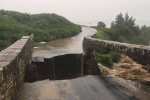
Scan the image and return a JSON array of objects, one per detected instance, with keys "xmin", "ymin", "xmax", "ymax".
[
  {"xmin": 1, "ymin": 33, "xmax": 149, "ymax": 100},
  {"xmin": 0, "ymin": 34, "xmax": 101, "ymax": 100},
  {"xmin": 83, "ymin": 36, "xmax": 150, "ymax": 66}
]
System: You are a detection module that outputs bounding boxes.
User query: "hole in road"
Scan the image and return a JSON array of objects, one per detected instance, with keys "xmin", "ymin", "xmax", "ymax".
[{"xmin": 24, "ymin": 54, "xmax": 83, "ymax": 82}]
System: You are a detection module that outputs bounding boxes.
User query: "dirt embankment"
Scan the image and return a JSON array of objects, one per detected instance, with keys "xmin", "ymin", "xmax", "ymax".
[
  {"xmin": 98, "ymin": 54, "xmax": 150, "ymax": 100},
  {"xmin": 106, "ymin": 54, "xmax": 150, "ymax": 84}
]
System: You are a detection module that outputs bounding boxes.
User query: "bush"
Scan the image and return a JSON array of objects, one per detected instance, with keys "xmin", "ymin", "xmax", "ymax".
[
  {"xmin": 109, "ymin": 51, "xmax": 121, "ymax": 63},
  {"xmin": 94, "ymin": 51, "xmax": 121, "ymax": 68}
]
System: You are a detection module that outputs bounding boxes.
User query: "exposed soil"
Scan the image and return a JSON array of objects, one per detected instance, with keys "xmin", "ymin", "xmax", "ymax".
[
  {"xmin": 108, "ymin": 54, "xmax": 150, "ymax": 84},
  {"xmin": 98, "ymin": 54, "xmax": 150, "ymax": 100}
]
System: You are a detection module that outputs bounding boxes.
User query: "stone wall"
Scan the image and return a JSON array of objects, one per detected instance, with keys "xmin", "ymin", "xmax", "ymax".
[
  {"xmin": 83, "ymin": 48, "xmax": 102, "ymax": 76},
  {"xmin": 83, "ymin": 36, "xmax": 150, "ymax": 66},
  {"xmin": 0, "ymin": 34, "xmax": 34, "ymax": 100}
]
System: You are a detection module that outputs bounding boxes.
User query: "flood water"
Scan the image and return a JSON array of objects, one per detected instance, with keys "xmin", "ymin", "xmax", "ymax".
[{"xmin": 32, "ymin": 27, "xmax": 96, "ymax": 62}]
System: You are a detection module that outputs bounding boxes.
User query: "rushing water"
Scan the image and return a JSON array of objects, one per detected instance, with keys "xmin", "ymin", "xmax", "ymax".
[{"xmin": 32, "ymin": 27, "xmax": 96, "ymax": 62}]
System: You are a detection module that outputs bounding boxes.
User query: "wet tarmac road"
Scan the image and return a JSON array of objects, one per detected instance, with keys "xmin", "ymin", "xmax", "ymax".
[{"xmin": 17, "ymin": 75, "xmax": 139, "ymax": 100}]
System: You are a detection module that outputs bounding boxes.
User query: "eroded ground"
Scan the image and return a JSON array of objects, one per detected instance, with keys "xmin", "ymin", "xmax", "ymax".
[
  {"xmin": 108, "ymin": 54, "xmax": 150, "ymax": 82},
  {"xmin": 99, "ymin": 54, "xmax": 150, "ymax": 100}
]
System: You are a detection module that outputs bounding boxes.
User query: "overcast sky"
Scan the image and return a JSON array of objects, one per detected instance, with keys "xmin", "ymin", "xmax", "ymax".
[{"xmin": 1, "ymin": 0, "xmax": 150, "ymax": 27}]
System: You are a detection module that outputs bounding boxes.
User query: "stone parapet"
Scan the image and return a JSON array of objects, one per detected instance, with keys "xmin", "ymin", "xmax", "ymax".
[
  {"xmin": 83, "ymin": 36, "xmax": 150, "ymax": 66},
  {"xmin": 0, "ymin": 34, "xmax": 34, "ymax": 100}
]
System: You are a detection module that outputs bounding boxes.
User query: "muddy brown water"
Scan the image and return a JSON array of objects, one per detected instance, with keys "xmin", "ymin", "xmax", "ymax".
[
  {"xmin": 17, "ymin": 27, "xmax": 147, "ymax": 100},
  {"xmin": 32, "ymin": 27, "xmax": 96, "ymax": 62}
]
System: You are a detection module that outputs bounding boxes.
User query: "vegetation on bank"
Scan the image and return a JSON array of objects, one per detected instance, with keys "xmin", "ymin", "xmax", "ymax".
[
  {"xmin": 92, "ymin": 13, "xmax": 150, "ymax": 68},
  {"xmin": 91, "ymin": 13, "xmax": 150, "ymax": 46},
  {"xmin": 94, "ymin": 51, "xmax": 121, "ymax": 68},
  {"xmin": 0, "ymin": 10, "xmax": 81, "ymax": 51}
]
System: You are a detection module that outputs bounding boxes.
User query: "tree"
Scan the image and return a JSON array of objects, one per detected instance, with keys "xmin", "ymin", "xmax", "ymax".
[
  {"xmin": 113, "ymin": 13, "xmax": 140, "ymax": 35},
  {"xmin": 126, "ymin": 17, "xmax": 136, "ymax": 29},
  {"xmin": 110, "ymin": 21, "xmax": 115, "ymax": 29},
  {"xmin": 115, "ymin": 13, "xmax": 124, "ymax": 25},
  {"xmin": 141, "ymin": 25, "xmax": 147, "ymax": 34},
  {"xmin": 133, "ymin": 25, "xmax": 140, "ymax": 35},
  {"xmin": 97, "ymin": 21, "xmax": 106, "ymax": 27},
  {"xmin": 124, "ymin": 12, "xmax": 129, "ymax": 25}
]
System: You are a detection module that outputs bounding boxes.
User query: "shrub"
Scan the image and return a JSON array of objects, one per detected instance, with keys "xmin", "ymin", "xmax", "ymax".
[
  {"xmin": 109, "ymin": 51, "xmax": 121, "ymax": 63},
  {"xmin": 94, "ymin": 51, "xmax": 121, "ymax": 68}
]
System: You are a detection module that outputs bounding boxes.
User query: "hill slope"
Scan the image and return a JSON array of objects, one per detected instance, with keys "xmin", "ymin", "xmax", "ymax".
[{"xmin": 0, "ymin": 10, "xmax": 81, "ymax": 51}]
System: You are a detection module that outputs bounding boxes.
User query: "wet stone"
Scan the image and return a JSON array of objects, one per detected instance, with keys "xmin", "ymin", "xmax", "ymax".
[
  {"xmin": 0, "ymin": 34, "xmax": 34, "ymax": 100},
  {"xmin": 83, "ymin": 36, "xmax": 150, "ymax": 66}
]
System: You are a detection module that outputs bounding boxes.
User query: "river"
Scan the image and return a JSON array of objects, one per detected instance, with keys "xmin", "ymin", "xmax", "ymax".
[
  {"xmin": 17, "ymin": 27, "xmax": 140, "ymax": 100},
  {"xmin": 32, "ymin": 27, "xmax": 96, "ymax": 62}
]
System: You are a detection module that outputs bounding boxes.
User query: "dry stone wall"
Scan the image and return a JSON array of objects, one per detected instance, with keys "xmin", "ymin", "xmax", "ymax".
[
  {"xmin": 0, "ymin": 34, "xmax": 34, "ymax": 100},
  {"xmin": 83, "ymin": 36, "xmax": 150, "ymax": 66}
]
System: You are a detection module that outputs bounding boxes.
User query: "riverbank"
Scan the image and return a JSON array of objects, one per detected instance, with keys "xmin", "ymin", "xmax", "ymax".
[{"xmin": 0, "ymin": 10, "xmax": 82, "ymax": 51}]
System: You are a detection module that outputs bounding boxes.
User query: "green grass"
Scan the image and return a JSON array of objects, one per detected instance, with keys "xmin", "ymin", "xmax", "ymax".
[
  {"xmin": 34, "ymin": 42, "xmax": 42, "ymax": 47},
  {"xmin": 96, "ymin": 31, "xmax": 111, "ymax": 40}
]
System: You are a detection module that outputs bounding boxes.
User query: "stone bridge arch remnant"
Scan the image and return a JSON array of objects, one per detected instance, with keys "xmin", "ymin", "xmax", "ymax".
[{"xmin": 83, "ymin": 36, "xmax": 150, "ymax": 66}]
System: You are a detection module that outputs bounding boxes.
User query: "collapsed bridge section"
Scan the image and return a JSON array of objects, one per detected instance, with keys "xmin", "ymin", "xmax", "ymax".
[{"xmin": 25, "ymin": 53, "xmax": 101, "ymax": 82}]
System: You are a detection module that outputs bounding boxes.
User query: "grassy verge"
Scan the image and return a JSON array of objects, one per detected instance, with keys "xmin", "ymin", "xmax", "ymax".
[
  {"xmin": 34, "ymin": 42, "xmax": 42, "ymax": 47},
  {"xmin": 96, "ymin": 30, "xmax": 111, "ymax": 40}
]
